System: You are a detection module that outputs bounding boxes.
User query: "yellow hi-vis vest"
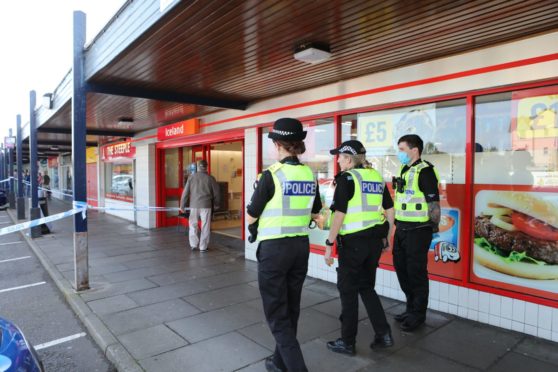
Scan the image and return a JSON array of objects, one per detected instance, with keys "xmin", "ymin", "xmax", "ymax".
[
  {"xmin": 339, "ymin": 168, "xmax": 385, "ymax": 235},
  {"xmin": 258, "ymin": 162, "xmax": 316, "ymax": 241},
  {"xmin": 394, "ymin": 160, "xmax": 439, "ymax": 222}
]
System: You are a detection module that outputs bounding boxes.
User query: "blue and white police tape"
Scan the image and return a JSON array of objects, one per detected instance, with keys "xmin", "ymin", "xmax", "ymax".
[
  {"xmin": 0, "ymin": 177, "xmax": 14, "ymax": 184},
  {"xmin": 18, "ymin": 179, "xmax": 74, "ymax": 198},
  {"xmin": 88, "ymin": 205, "xmax": 182, "ymax": 212},
  {"xmin": 0, "ymin": 202, "xmax": 185, "ymax": 236},
  {"xmin": 0, "ymin": 202, "xmax": 87, "ymax": 237}
]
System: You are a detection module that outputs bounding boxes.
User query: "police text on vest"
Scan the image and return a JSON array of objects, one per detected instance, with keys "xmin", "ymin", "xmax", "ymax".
[
  {"xmin": 361, "ymin": 181, "xmax": 383, "ymax": 194},
  {"xmin": 282, "ymin": 181, "xmax": 316, "ymax": 196}
]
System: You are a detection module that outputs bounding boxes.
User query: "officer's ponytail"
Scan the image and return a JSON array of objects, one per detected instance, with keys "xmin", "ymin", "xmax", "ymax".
[
  {"xmin": 274, "ymin": 140, "xmax": 306, "ymax": 155},
  {"xmin": 351, "ymin": 154, "xmax": 374, "ymax": 169}
]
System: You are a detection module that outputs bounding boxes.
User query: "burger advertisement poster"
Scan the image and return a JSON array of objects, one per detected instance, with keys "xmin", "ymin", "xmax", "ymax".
[{"xmin": 473, "ymin": 190, "xmax": 558, "ymax": 300}]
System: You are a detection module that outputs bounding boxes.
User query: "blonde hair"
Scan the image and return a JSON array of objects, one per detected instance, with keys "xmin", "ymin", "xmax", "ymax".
[{"xmin": 346, "ymin": 154, "xmax": 373, "ymax": 169}]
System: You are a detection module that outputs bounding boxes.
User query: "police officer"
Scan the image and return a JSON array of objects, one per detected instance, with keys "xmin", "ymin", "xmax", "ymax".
[
  {"xmin": 324, "ymin": 140, "xmax": 394, "ymax": 356},
  {"xmin": 247, "ymin": 118, "xmax": 321, "ymax": 372},
  {"xmin": 393, "ymin": 134, "xmax": 440, "ymax": 332}
]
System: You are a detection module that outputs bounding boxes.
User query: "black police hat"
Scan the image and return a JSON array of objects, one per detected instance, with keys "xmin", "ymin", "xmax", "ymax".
[
  {"xmin": 268, "ymin": 118, "xmax": 307, "ymax": 141},
  {"xmin": 329, "ymin": 140, "xmax": 366, "ymax": 155}
]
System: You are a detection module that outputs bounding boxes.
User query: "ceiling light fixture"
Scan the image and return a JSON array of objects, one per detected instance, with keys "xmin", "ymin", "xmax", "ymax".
[
  {"xmin": 293, "ymin": 42, "xmax": 331, "ymax": 64},
  {"xmin": 117, "ymin": 117, "xmax": 134, "ymax": 128}
]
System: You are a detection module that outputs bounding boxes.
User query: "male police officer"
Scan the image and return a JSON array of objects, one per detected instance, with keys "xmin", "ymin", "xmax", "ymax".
[
  {"xmin": 393, "ymin": 134, "xmax": 440, "ymax": 332},
  {"xmin": 247, "ymin": 118, "xmax": 321, "ymax": 372}
]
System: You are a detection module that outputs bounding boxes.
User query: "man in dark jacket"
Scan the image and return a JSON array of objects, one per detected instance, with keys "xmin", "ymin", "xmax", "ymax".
[{"xmin": 179, "ymin": 160, "xmax": 220, "ymax": 252}]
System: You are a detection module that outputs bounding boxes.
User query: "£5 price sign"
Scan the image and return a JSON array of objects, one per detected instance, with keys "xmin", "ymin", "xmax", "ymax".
[{"xmin": 357, "ymin": 114, "xmax": 392, "ymax": 153}]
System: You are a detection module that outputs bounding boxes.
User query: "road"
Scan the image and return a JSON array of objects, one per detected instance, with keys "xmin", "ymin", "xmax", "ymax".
[{"xmin": 0, "ymin": 209, "xmax": 115, "ymax": 372}]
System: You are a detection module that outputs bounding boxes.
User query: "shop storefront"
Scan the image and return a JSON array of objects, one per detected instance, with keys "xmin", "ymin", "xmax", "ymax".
[
  {"xmin": 126, "ymin": 31, "xmax": 558, "ymax": 340},
  {"xmin": 60, "ymin": 154, "xmax": 72, "ymax": 198},
  {"xmin": 101, "ymin": 140, "xmax": 136, "ymax": 222},
  {"xmin": 47, "ymin": 156, "xmax": 59, "ymax": 192},
  {"xmin": 86, "ymin": 147, "xmax": 99, "ymax": 207},
  {"xmin": 155, "ymin": 119, "xmax": 245, "ymax": 239}
]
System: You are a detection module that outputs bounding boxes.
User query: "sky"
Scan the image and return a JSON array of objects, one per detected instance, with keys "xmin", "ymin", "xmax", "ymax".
[{"xmin": 0, "ymin": 0, "xmax": 126, "ymax": 141}]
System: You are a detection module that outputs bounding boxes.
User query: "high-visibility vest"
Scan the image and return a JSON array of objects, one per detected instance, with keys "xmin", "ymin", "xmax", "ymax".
[
  {"xmin": 258, "ymin": 162, "xmax": 316, "ymax": 241},
  {"xmin": 338, "ymin": 168, "xmax": 385, "ymax": 235},
  {"xmin": 394, "ymin": 161, "xmax": 439, "ymax": 222}
]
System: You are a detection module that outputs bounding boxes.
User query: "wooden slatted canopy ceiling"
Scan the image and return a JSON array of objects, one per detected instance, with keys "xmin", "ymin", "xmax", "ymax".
[{"xmin": 39, "ymin": 0, "xmax": 558, "ymax": 146}]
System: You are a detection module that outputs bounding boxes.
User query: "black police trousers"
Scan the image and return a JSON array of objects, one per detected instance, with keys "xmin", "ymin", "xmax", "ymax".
[
  {"xmin": 393, "ymin": 226, "xmax": 433, "ymax": 318},
  {"xmin": 337, "ymin": 231, "xmax": 390, "ymax": 345},
  {"xmin": 257, "ymin": 236, "xmax": 309, "ymax": 372}
]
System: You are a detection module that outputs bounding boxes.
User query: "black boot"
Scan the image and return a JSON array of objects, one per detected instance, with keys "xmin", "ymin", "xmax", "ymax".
[
  {"xmin": 264, "ymin": 356, "xmax": 284, "ymax": 372},
  {"xmin": 326, "ymin": 338, "xmax": 356, "ymax": 356},
  {"xmin": 400, "ymin": 314, "xmax": 425, "ymax": 332},
  {"xmin": 370, "ymin": 330, "xmax": 394, "ymax": 349},
  {"xmin": 394, "ymin": 311, "xmax": 409, "ymax": 322}
]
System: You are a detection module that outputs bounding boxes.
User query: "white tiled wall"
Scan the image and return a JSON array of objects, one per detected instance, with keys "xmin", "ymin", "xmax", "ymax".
[
  {"xmin": 135, "ymin": 143, "xmax": 157, "ymax": 229},
  {"xmin": 244, "ymin": 128, "xmax": 258, "ymax": 262},
  {"xmin": 304, "ymin": 251, "xmax": 558, "ymax": 342},
  {"xmin": 104, "ymin": 198, "xmax": 134, "ymax": 221}
]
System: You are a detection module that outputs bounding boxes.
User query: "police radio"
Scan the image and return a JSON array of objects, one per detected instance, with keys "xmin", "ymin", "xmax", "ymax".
[{"xmin": 392, "ymin": 176, "xmax": 406, "ymax": 193}]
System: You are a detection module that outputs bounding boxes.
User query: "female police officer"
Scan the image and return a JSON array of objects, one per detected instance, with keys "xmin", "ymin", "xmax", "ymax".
[
  {"xmin": 323, "ymin": 140, "xmax": 394, "ymax": 355},
  {"xmin": 247, "ymin": 118, "xmax": 321, "ymax": 372}
]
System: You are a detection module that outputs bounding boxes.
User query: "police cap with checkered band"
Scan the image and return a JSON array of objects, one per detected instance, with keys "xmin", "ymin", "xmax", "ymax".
[
  {"xmin": 329, "ymin": 140, "xmax": 367, "ymax": 155},
  {"xmin": 268, "ymin": 118, "xmax": 307, "ymax": 141}
]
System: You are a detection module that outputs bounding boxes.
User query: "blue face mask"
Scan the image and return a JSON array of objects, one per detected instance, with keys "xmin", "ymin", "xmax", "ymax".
[{"xmin": 397, "ymin": 151, "xmax": 411, "ymax": 165}]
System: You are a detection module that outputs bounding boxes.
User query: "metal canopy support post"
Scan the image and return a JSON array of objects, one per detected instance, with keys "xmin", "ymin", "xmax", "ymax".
[
  {"xmin": 0, "ymin": 145, "xmax": 4, "ymax": 184},
  {"xmin": 72, "ymin": 11, "xmax": 89, "ymax": 291},
  {"xmin": 3, "ymin": 147, "xmax": 7, "ymax": 181},
  {"xmin": 16, "ymin": 115, "xmax": 25, "ymax": 219},
  {"xmin": 8, "ymin": 128, "xmax": 15, "ymax": 209},
  {"xmin": 29, "ymin": 91, "xmax": 41, "ymax": 238}
]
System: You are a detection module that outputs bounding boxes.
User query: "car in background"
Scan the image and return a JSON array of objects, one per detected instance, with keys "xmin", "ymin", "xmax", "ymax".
[
  {"xmin": 111, "ymin": 174, "xmax": 133, "ymax": 195},
  {"xmin": 0, "ymin": 316, "xmax": 44, "ymax": 372}
]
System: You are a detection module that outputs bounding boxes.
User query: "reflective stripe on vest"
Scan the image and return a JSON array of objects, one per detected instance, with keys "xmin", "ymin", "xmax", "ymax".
[
  {"xmin": 394, "ymin": 161, "xmax": 438, "ymax": 222},
  {"xmin": 339, "ymin": 168, "xmax": 385, "ymax": 235},
  {"xmin": 258, "ymin": 163, "xmax": 316, "ymax": 241}
]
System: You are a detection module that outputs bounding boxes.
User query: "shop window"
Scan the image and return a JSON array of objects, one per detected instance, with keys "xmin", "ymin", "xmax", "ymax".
[
  {"xmin": 472, "ymin": 87, "xmax": 558, "ymax": 301},
  {"xmin": 210, "ymin": 142, "xmax": 243, "ymax": 226},
  {"xmin": 60, "ymin": 155, "xmax": 73, "ymax": 195},
  {"xmin": 181, "ymin": 148, "xmax": 193, "ymax": 187},
  {"xmin": 165, "ymin": 148, "xmax": 180, "ymax": 188},
  {"xmin": 342, "ymin": 99, "xmax": 467, "ymax": 280},
  {"xmin": 105, "ymin": 162, "xmax": 134, "ymax": 202},
  {"xmin": 49, "ymin": 167, "xmax": 58, "ymax": 190},
  {"xmin": 261, "ymin": 118, "xmax": 336, "ymax": 248},
  {"xmin": 342, "ymin": 99, "xmax": 466, "ymax": 184}
]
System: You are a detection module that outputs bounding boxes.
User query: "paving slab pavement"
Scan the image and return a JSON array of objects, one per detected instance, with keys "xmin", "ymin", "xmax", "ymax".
[{"xmin": 8, "ymin": 198, "xmax": 558, "ymax": 371}]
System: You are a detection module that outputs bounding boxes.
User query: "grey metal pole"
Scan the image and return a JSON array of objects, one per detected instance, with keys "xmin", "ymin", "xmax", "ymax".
[
  {"xmin": 8, "ymin": 128, "xmax": 15, "ymax": 209},
  {"xmin": 16, "ymin": 115, "xmax": 25, "ymax": 219},
  {"xmin": 29, "ymin": 91, "xmax": 41, "ymax": 238},
  {"xmin": 0, "ymin": 145, "xmax": 4, "ymax": 186},
  {"xmin": 72, "ymin": 11, "xmax": 89, "ymax": 291}
]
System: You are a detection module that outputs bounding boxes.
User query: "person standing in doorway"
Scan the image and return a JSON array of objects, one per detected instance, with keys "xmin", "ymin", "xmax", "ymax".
[
  {"xmin": 392, "ymin": 134, "xmax": 440, "ymax": 332},
  {"xmin": 24, "ymin": 169, "xmax": 30, "ymax": 197},
  {"xmin": 323, "ymin": 140, "xmax": 394, "ymax": 356},
  {"xmin": 247, "ymin": 118, "xmax": 321, "ymax": 372},
  {"xmin": 179, "ymin": 159, "xmax": 220, "ymax": 252}
]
